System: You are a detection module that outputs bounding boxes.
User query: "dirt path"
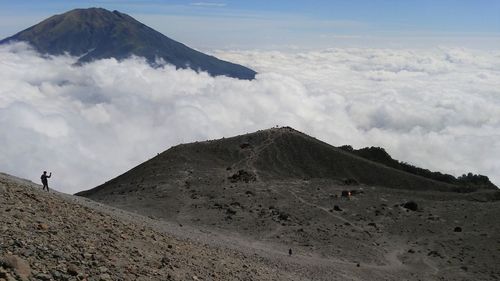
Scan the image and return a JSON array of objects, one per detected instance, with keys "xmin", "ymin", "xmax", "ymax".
[{"xmin": 232, "ymin": 129, "xmax": 277, "ymax": 180}]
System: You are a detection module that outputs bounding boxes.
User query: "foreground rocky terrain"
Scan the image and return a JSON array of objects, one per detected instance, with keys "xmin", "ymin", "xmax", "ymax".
[
  {"xmin": 2, "ymin": 172, "xmax": 500, "ymax": 281},
  {"xmin": 0, "ymin": 173, "xmax": 308, "ymax": 281}
]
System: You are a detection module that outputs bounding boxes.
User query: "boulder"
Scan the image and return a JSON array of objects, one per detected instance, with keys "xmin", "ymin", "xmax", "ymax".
[
  {"xmin": 0, "ymin": 255, "xmax": 31, "ymax": 280},
  {"xmin": 402, "ymin": 201, "xmax": 418, "ymax": 211}
]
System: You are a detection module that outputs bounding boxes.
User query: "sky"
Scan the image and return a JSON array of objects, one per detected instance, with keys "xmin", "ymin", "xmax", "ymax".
[
  {"xmin": 0, "ymin": 1, "xmax": 499, "ymax": 193},
  {"xmin": 0, "ymin": 0, "xmax": 499, "ymax": 49}
]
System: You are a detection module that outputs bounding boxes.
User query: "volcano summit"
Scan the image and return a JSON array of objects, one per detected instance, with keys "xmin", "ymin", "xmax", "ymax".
[{"xmin": 0, "ymin": 7, "xmax": 256, "ymax": 80}]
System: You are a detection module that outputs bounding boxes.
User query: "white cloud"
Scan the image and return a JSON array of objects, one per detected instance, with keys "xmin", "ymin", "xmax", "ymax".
[{"xmin": 1, "ymin": 42, "xmax": 499, "ymax": 193}]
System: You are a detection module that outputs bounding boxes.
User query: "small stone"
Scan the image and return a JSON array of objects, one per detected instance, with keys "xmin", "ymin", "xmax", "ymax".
[
  {"xmin": 402, "ymin": 201, "xmax": 418, "ymax": 211},
  {"xmin": 67, "ymin": 264, "xmax": 79, "ymax": 276},
  {"xmin": 50, "ymin": 270, "xmax": 63, "ymax": 279},
  {"xmin": 98, "ymin": 266, "xmax": 108, "ymax": 273},
  {"xmin": 161, "ymin": 257, "xmax": 170, "ymax": 265},
  {"xmin": 0, "ymin": 254, "xmax": 31, "ymax": 280},
  {"xmin": 37, "ymin": 223, "xmax": 49, "ymax": 231},
  {"xmin": 99, "ymin": 273, "xmax": 111, "ymax": 280},
  {"xmin": 52, "ymin": 250, "xmax": 64, "ymax": 259},
  {"xmin": 34, "ymin": 273, "xmax": 51, "ymax": 281}
]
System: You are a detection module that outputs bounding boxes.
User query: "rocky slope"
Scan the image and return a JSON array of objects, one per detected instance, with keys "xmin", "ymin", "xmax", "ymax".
[
  {"xmin": 2, "ymin": 170, "xmax": 500, "ymax": 280},
  {"xmin": 73, "ymin": 127, "xmax": 500, "ymax": 280},
  {"xmin": 0, "ymin": 173, "xmax": 306, "ymax": 281},
  {"xmin": 0, "ymin": 8, "xmax": 256, "ymax": 80}
]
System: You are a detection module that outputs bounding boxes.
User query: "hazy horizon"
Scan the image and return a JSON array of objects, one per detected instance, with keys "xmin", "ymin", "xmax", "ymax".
[{"xmin": 1, "ymin": 1, "xmax": 499, "ymax": 50}]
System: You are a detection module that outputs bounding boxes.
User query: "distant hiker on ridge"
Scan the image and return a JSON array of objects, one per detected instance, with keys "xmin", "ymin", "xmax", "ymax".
[{"xmin": 41, "ymin": 171, "xmax": 51, "ymax": 192}]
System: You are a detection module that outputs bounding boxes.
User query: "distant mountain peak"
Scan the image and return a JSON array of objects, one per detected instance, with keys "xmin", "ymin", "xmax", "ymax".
[{"xmin": 0, "ymin": 7, "xmax": 256, "ymax": 80}]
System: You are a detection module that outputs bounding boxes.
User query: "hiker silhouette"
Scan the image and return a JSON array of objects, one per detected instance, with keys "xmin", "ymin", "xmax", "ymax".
[{"xmin": 41, "ymin": 171, "xmax": 51, "ymax": 192}]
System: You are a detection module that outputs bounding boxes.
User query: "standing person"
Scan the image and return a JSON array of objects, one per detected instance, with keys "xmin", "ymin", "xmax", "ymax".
[{"xmin": 41, "ymin": 171, "xmax": 51, "ymax": 192}]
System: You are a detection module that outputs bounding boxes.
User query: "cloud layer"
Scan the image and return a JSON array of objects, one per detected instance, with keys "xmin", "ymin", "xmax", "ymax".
[{"xmin": 1, "ymin": 42, "xmax": 499, "ymax": 193}]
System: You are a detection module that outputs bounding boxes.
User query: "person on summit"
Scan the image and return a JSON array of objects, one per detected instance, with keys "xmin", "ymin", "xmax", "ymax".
[{"xmin": 41, "ymin": 171, "xmax": 52, "ymax": 192}]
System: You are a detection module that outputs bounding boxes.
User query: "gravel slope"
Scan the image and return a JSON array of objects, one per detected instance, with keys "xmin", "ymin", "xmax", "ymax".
[
  {"xmin": 2, "ymin": 170, "xmax": 499, "ymax": 281},
  {"xmin": 0, "ymin": 173, "xmax": 306, "ymax": 281}
]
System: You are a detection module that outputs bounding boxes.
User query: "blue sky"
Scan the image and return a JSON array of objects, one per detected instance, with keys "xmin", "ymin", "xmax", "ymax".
[{"xmin": 0, "ymin": 0, "xmax": 499, "ymax": 49}]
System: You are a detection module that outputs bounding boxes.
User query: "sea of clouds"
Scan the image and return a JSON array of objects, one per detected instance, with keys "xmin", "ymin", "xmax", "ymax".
[{"xmin": 1, "ymin": 42, "xmax": 499, "ymax": 193}]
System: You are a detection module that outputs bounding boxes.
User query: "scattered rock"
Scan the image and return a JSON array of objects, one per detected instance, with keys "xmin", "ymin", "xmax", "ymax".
[
  {"xmin": 34, "ymin": 273, "xmax": 51, "ymax": 280},
  {"xmin": 239, "ymin": 142, "xmax": 251, "ymax": 149},
  {"xmin": 50, "ymin": 270, "xmax": 63, "ymax": 279},
  {"xmin": 343, "ymin": 178, "xmax": 359, "ymax": 186},
  {"xmin": 99, "ymin": 266, "xmax": 109, "ymax": 273},
  {"xmin": 245, "ymin": 190, "xmax": 255, "ymax": 196},
  {"xmin": 454, "ymin": 226, "xmax": 462, "ymax": 232},
  {"xmin": 37, "ymin": 223, "xmax": 49, "ymax": 231},
  {"xmin": 161, "ymin": 256, "xmax": 170, "ymax": 265},
  {"xmin": 228, "ymin": 170, "xmax": 256, "ymax": 183},
  {"xmin": 226, "ymin": 207, "xmax": 237, "ymax": 215},
  {"xmin": 99, "ymin": 273, "xmax": 111, "ymax": 280},
  {"xmin": 402, "ymin": 201, "xmax": 418, "ymax": 211},
  {"xmin": 230, "ymin": 202, "xmax": 242, "ymax": 208},
  {"xmin": 428, "ymin": 251, "xmax": 443, "ymax": 258},
  {"xmin": 278, "ymin": 212, "xmax": 290, "ymax": 221},
  {"xmin": 67, "ymin": 264, "xmax": 79, "ymax": 276},
  {"xmin": 0, "ymin": 254, "xmax": 31, "ymax": 280}
]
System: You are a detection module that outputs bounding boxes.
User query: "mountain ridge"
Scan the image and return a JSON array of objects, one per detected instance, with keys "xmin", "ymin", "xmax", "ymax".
[
  {"xmin": 78, "ymin": 126, "xmax": 496, "ymax": 200},
  {"xmin": 0, "ymin": 7, "xmax": 257, "ymax": 80}
]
